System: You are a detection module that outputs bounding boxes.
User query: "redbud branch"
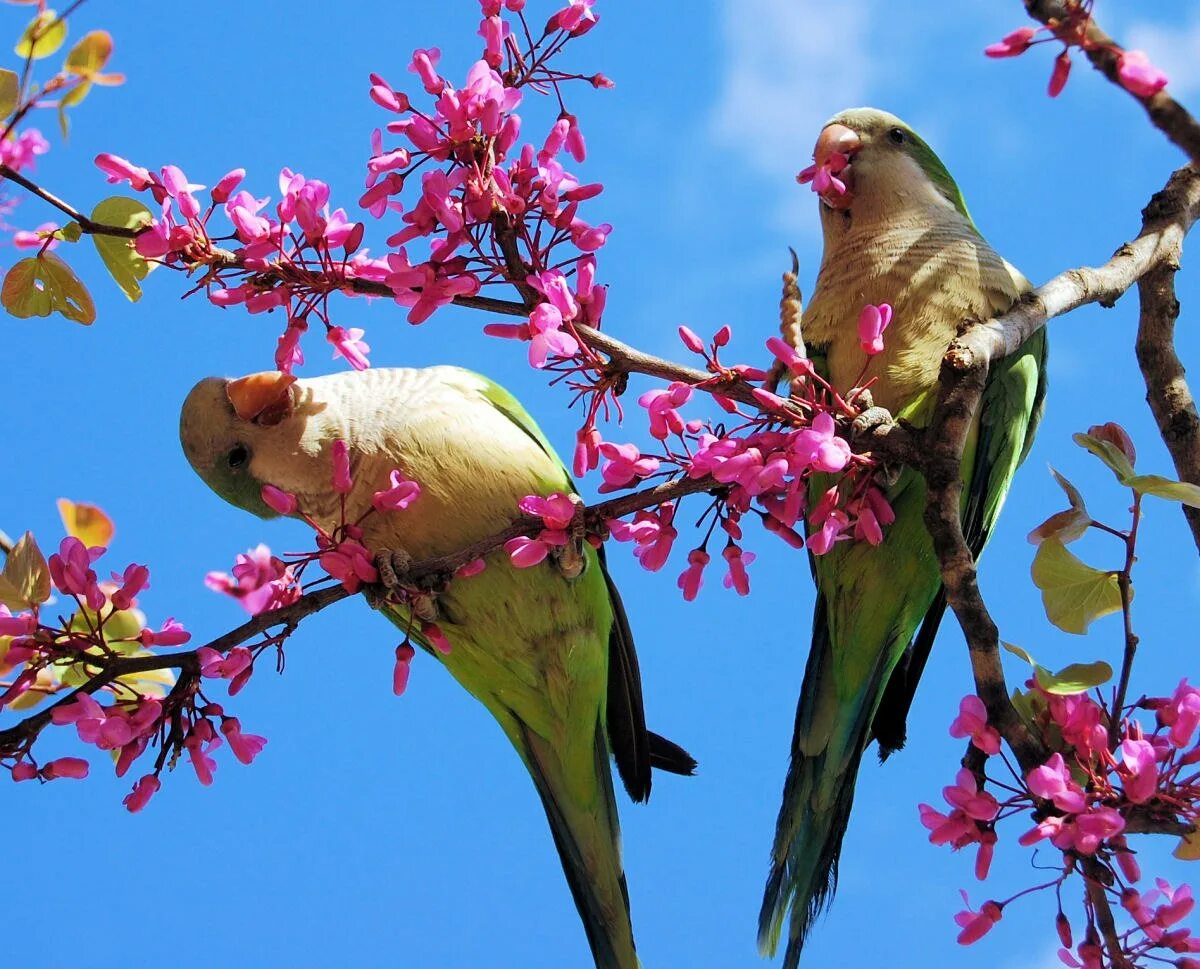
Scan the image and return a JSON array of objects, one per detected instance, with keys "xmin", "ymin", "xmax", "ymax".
[
  {"xmin": 1134, "ymin": 232, "xmax": 1200, "ymax": 551},
  {"xmin": 0, "ymin": 164, "xmax": 140, "ymax": 238},
  {"xmin": 1024, "ymin": 0, "xmax": 1200, "ymax": 165},
  {"xmin": 400, "ymin": 473, "xmax": 723, "ymax": 583},
  {"xmin": 920, "ymin": 164, "xmax": 1200, "ymax": 773},
  {"xmin": 1110, "ymin": 495, "xmax": 1142, "ymax": 745},
  {"xmin": 1082, "ymin": 857, "xmax": 1130, "ymax": 969},
  {"xmin": 0, "ymin": 583, "xmax": 349, "ymax": 755}
]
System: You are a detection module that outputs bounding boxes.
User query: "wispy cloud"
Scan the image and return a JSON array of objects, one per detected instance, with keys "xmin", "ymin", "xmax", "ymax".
[
  {"xmin": 707, "ymin": 0, "xmax": 877, "ymax": 231},
  {"xmin": 1126, "ymin": 14, "xmax": 1200, "ymax": 98}
]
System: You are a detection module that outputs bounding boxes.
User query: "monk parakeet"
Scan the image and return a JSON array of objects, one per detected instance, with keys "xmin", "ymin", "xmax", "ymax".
[
  {"xmin": 179, "ymin": 366, "xmax": 695, "ymax": 969},
  {"xmin": 759, "ymin": 108, "xmax": 1047, "ymax": 966}
]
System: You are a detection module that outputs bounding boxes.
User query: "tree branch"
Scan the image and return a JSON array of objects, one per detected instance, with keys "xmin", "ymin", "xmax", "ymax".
[
  {"xmin": 1024, "ymin": 0, "xmax": 1200, "ymax": 165},
  {"xmin": 1134, "ymin": 230, "xmax": 1200, "ymax": 551},
  {"xmin": 921, "ymin": 163, "xmax": 1200, "ymax": 772}
]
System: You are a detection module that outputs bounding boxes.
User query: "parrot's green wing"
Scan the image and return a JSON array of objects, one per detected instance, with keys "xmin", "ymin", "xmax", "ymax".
[
  {"xmin": 872, "ymin": 326, "xmax": 1047, "ymax": 752},
  {"xmin": 477, "ymin": 375, "xmax": 696, "ymax": 799},
  {"xmin": 762, "ymin": 311, "xmax": 1047, "ymax": 967}
]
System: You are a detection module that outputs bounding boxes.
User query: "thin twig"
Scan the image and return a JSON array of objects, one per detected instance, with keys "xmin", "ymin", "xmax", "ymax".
[
  {"xmin": 921, "ymin": 163, "xmax": 1200, "ymax": 773},
  {"xmin": 1024, "ymin": 0, "xmax": 1200, "ymax": 165}
]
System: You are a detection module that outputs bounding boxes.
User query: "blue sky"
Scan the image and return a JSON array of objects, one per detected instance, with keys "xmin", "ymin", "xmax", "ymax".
[{"xmin": 5, "ymin": 2, "xmax": 1200, "ymax": 968}]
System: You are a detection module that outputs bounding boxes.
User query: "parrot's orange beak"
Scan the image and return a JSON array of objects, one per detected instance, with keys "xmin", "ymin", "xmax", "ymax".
[
  {"xmin": 807, "ymin": 123, "xmax": 861, "ymax": 210},
  {"xmin": 226, "ymin": 371, "xmax": 296, "ymax": 426}
]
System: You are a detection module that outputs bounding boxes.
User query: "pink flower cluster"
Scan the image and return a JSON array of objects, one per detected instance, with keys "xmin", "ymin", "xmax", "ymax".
[
  {"xmin": 505, "ymin": 492, "xmax": 579, "ymax": 567},
  {"xmin": 985, "ymin": 16, "xmax": 1168, "ymax": 100},
  {"xmin": 206, "ymin": 544, "xmax": 301, "ymax": 615},
  {"xmin": 920, "ymin": 682, "xmax": 1200, "ymax": 965}
]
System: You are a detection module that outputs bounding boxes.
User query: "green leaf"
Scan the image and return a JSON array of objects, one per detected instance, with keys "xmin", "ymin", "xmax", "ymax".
[
  {"xmin": 1074, "ymin": 432, "xmax": 1136, "ymax": 483},
  {"xmin": 1002, "ymin": 641, "xmax": 1038, "ymax": 666},
  {"xmin": 1, "ymin": 252, "xmax": 96, "ymax": 324},
  {"xmin": 1175, "ymin": 829, "xmax": 1200, "ymax": 861},
  {"xmin": 1035, "ymin": 660, "xmax": 1114, "ymax": 695},
  {"xmin": 0, "ymin": 531, "xmax": 49, "ymax": 608},
  {"xmin": 1125, "ymin": 474, "xmax": 1200, "ymax": 507},
  {"xmin": 53, "ymin": 222, "xmax": 82, "ymax": 244},
  {"xmin": 15, "ymin": 11, "xmax": 66, "ymax": 60},
  {"xmin": 0, "ymin": 68, "xmax": 19, "ymax": 119},
  {"xmin": 63, "ymin": 30, "xmax": 111, "ymax": 76},
  {"xmin": 90, "ymin": 197, "xmax": 152, "ymax": 302},
  {"xmin": 1027, "ymin": 468, "xmax": 1090, "ymax": 544},
  {"xmin": 1031, "ymin": 538, "xmax": 1124, "ymax": 634}
]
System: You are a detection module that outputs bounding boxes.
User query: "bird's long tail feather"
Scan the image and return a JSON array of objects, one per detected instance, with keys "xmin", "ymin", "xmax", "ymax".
[
  {"xmin": 758, "ymin": 600, "xmax": 897, "ymax": 969},
  {"xmin": 519, "ymin": 719, "xmax": 639, "ymax": 969}
]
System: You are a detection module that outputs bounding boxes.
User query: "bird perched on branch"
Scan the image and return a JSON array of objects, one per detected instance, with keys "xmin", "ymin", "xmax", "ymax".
[
  {"xmin": 180, "ymin": 365, "xmax": 695, "ymax": 969},
  {"xmin": 759, "ymin": 108, "xmax": 1047, "ymax": 967}
]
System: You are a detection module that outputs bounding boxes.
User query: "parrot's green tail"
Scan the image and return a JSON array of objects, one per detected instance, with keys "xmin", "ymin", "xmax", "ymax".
[
  {"xmin": 758, "ymin": 600, "xmax": 899, "ymax": 969},
  {"xmin": 519, "ymin": 720, "xmax": 640, "ymax": 969}
]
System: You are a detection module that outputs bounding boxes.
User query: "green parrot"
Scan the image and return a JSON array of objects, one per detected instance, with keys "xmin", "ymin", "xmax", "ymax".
[
  {"xmin": 758, "ymin": 108, "xmax": 1047, "ymax": 966},
  {"xmin": 179, "ymin": 365, "xmax": 695, "ymax": 969}
]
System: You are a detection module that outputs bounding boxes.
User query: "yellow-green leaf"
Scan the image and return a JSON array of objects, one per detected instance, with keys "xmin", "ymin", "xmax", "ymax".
[
  {"xmin": 53, "ymin": 222, "xmax": 82, "ymax": 244},
  {"xmin": 1031, "ymin": 538, "xmax": 1124, "ymax": 634},
  {"xmin": 0, "ymin": 572, "xmax": 28, "ymax": 611},
  {"xmin": 113, "ymin": 648, "xmax": 175, "ymax": 697},
  {"xmin": 57, "ymin": 498, "xmax": 113, "ymax": 548},
  {"xmin": 0, "ymin": 67, "xmax": 18, "ymax": 119},
  {"xmin": 1074, "ymin": 432, "xmax": 1136, "ymax": 483},
  {"xmin": 1125, "ymin": 474, "xmax": 1200, "ymax": 507},
  {"xmin": 1002, "ymin": 641, "xmax": 1039, "ymax": 666},
  {"xmin": 15, "ymin": 10, "xmax": 66, "ymax": 60},
  {"xmin": 1, "ymin": 252, "xmax": 95, "ymax": 323},
  {"xmin": 1175, "ymin": 829, "xmax": 1200, "ymax": 861},
  {"xmin": 1029, "ymin": 467, "xmax": 1093, "ymax": 545},
  {"xmin": 63, "ymin": 30, "xmax": 111, "ymax": 76},
  {"xmin": 4, "ymin": 531, "xmax": 49, "ymax": 607},
  {"xmin": 1035, "ymin": 660, "xmax": 1114, "ymax": 695},
  {"xmin": 90, "ymin": 197, "xmax": 152, "ymax": 302}
]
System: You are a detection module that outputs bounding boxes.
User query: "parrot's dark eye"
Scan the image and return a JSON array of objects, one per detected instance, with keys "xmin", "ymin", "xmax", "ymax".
[
  {"xmin": 227, "ymin": 444, "xmax": 250, "ymax": 469},
  {"xmin": 887, "ymin": 127, "xmax": 906, "ymax": 145}
]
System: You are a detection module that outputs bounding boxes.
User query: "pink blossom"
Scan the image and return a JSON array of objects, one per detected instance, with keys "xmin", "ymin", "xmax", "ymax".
[
  {"xmin": 11, "ymin": 761, "xmax": 37, "ymax": 782},
  {"xmin": 261, "ymin": 484, "xmax": 299, "ymax": 516},
  {"xmin": 320, "ymin": 538, "xmax": 379, "ymax": 592},
  {"xmin": 954, "ymin": 894, "xmax": 1003, "ymax": 945},
  {"xmin": 548, "ymin": 0, "xmax": 598, "ymax": 37},
  {"xmin": 1119, "ymin": 738, "xmax": 1159, "ymax": 803},
  {"xmin": 639, "ymin": 382, "xmax": 693, "ymax": 440},
  {"xmin": 1027, "ymin": 752, "xmax": 1087, "ymax": 813},
  {"xmin": 48, "ymin": 536, "xmax": 106, "ymax": 611},
  {"xmin": 519, "ymin": 493, "xmax": 577, "ymax": 531},
  {"xmin": 139, "ymin": 617, "xmax": 191, "ymax": 647},
  {"xmin": 858, "ymin": 303, "xmax": 893, "ymax": 355},
  {"xmin": 677, "ymin": 548, "xmax": 709, "ymax": 602},
  {"xmin": 1047, "ymin": 692, "xmax": 1108, "ymax": 759},
  {"xmin": 919, "ymin": 802, "xmax": 980, "ymax": 848},
  {"xmin": 197, "ymin": 645, "xmax": 253, "ymax": 681},
  {"xmin": 797, "ymin": 150, "xmax": 850, "ymax": 199},
  {"xmin": 984, "ymin": 27, "xmax": 1037, "ymax": 58},
  {"xmin": 949, "ymin": 694, "xmax": 1002, "ymax": 755},
  {"xmin": 573, "ymin": 425, "xmax": 601, "ymax": 477},
  {"xmin": 331, "ymin": 439, "xmax": 353, "ymax": 493},
  {"xmin": 393, "ymin": 643, "xmax": 416, "ymax": 696},
  {"xmin": 206, "ymin": 544, "xmax": 300, "ymax": 615},
  {"xmin": 409, "ymin": 47, "xmax": 445, "ymax": 95},
  {"xmin": 943, "ymin": 768, "xmax": 1000, "ymax": 822},
  {"xmin": 1071, "ymin": 807, "xmax": 1126, "ymax": 855},
  {"xmin": 95, "ymin": 152, "xmax": 154, "ymax": 191},
  {"xmin": 1048, "ymin": 50, "xmax": 1072, "ymax": 98},
  {"xmin": 42, "ymin": 757, "xmax": 89, "ymax": 780},
  {"xmin": 422, "ymin": 621, "xmax": 452, "ymax": 655},
  {"xmin": 722, "ymin": 545, "xmax": 754, "ymax": 595},
  {"xmin": 1117, "ymin": 49, "xmax": 1168, "ymax": 98},
  {"xmin": 792, "ymin": 412, "xmax": 851, "ymax": 473},
  {"xmin": 328, "ymin": 325, "xmax": 371, "ymax": 371},
  {"xmin": 373, "ymin": 470, "xmax": 422, "ymax": 513},
  {"xmin": 184, "ymin": 734, "xmax": 218, "ymax": 786},
  {"xmin": 598, "ymin": 442, "xmax": 660, "ymax": 492},
  {"xmin": 123, "ymin": 774, "xmax": 161, "ymax": 813},
  {"xmin": 210, "ymin": 168, "xmax": 245, "ymax": 204},
  {"xmin": 275, "ymin": 322, "xmax": 307, "ymax": 374},
  {"xmin": 679, "ymin": 326, "xmax": 706, "ymax": 354},
  {"xmin": 1159, "ymin": 679, "xmax": 1200, "ymax": 747},
  {"xmin": 221, "ymin": 717, "xmax": 267, "ymax": 765},
  {"xmin": 766, "ymin": 336, "xmax": 815, "ymax": 378},
  {"xmin": 505, "ymin": 534, "xmax": 554, "ymax": 568},
  {"xmin": 0, "ymin": 608, "xmax": 35, "ymax": 636},
  {"xmin": 109, "ymin": 563, "xmax": 150, "ymax": 611}
]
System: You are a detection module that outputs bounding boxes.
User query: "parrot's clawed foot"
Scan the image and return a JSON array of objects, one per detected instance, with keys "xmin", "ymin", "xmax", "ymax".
[
  {"xmin": 851, "ymin": 405, "xmax": 894, "ymax": 440},
  {"xmin": 549, "ymin": 495, "xmax": 588, "ymax": 581},
  {"xmin": 373, "ymin": 548, "xmax": 447, "ymax": 621}
]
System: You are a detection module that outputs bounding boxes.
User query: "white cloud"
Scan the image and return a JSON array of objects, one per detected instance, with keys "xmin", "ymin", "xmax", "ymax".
[
  {"xmin": 1126, "ymin": 15, "xmax": 1200, "ymax": 97},
  {"xmin": 707, "ymin": 0, "xmax": 877, "ymax": 232}
]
